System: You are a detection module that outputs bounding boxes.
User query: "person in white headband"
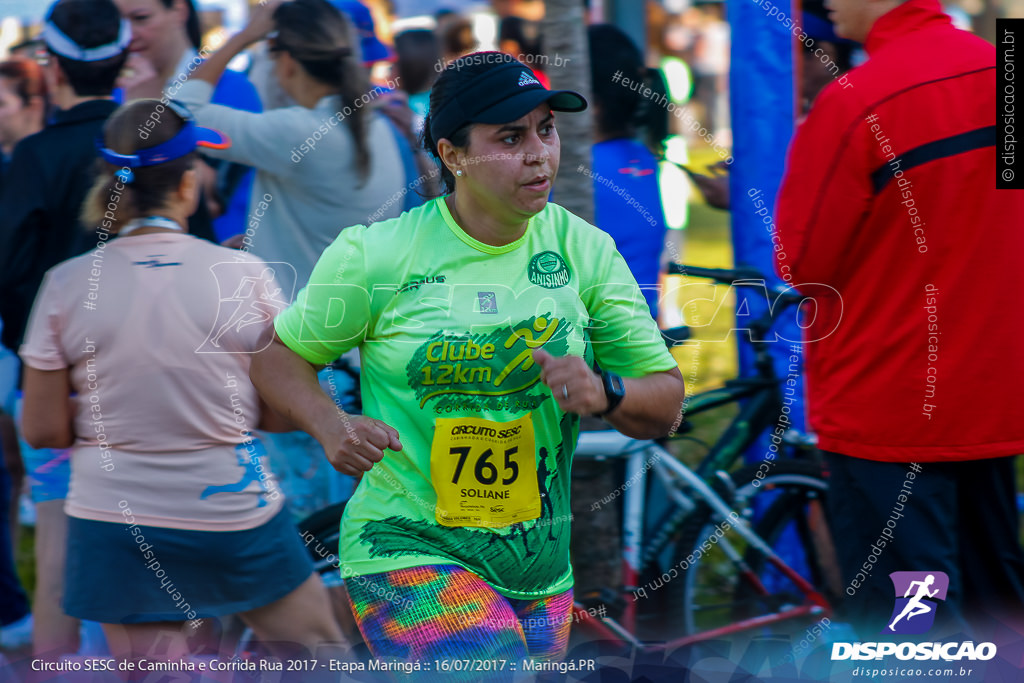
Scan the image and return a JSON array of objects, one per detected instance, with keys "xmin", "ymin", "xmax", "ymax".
[{"xmin": 41, "ymin": 11, "xmax": 131, "ymax": 63}]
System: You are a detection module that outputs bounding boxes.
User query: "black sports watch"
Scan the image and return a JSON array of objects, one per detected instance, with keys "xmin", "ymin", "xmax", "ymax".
[{"xmin": 594, "ymin": 370, "xmax": 626, "ymax": 417}]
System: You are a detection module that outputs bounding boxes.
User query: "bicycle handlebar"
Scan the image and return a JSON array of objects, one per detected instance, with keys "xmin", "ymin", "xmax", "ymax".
[
  {"xmin": 667, "ymin": 263, "xmax": 805, "ymax": 308},
  {"xmin": 666, "ymin": 263, "xmax": 762, "ymax": 283},
  {"xmin": 665, "ymin": 263, "xmax": 810, "ymax": 355}
]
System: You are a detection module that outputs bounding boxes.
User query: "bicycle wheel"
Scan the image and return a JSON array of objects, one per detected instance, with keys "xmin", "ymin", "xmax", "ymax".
[
  {"xmin": 658, "ymin": 461, "xmax": 832, "ymax": 638},
  {"xmin": 731, "ymin": 461, "xmax": 842, "ymax": 620}
]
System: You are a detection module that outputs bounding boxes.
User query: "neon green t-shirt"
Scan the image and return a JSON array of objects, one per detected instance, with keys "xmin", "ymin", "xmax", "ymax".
[{"xmin": 274, "ymin": 197, "xmax": 677, "ymax": 599}]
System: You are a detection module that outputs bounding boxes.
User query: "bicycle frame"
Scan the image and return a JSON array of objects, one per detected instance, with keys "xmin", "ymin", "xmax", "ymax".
[
  {"xmin": 573, "ymin": 430, "xmax": 829, "ymax": 650},
  {"xmin": 681, "ymin": 377, "xmax": 782, "ymax": 479}
]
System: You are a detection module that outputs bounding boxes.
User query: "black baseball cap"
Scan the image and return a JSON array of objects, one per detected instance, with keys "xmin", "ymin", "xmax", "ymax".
[{"xmin": 429, "ymin": 52, "xmax": 587, "ymax": 143}]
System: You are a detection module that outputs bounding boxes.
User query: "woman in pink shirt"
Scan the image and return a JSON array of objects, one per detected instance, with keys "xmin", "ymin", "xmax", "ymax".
[{"xmin": 19, "ymin": 98, "xmax": 343, "ymax": 663}]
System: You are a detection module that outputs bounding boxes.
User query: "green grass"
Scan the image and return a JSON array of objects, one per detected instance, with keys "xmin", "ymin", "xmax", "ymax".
[
  {"xmin": 14, "ymin": 522, "xmax": 34, "ymax": 600},
  {"xmin": 15, "ymin": 528, "xmax": 34, "ymax": 593}
]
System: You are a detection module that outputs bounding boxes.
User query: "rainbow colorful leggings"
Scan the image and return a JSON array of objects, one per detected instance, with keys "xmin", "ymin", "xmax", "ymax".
[{"xmin": 345, "ymin": 564, "xmax": 573, "ymax": 673}]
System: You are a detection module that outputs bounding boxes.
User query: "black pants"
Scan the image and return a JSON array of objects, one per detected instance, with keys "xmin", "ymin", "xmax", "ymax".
[{"xmin": 825, "ymin": 452, "xmax": 1024, "ymax": 638}]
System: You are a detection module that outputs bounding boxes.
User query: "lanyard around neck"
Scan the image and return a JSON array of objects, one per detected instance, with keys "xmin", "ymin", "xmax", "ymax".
[{"xmin": 119, "ymin": 216, "xmax": 184, "ymax": 237}]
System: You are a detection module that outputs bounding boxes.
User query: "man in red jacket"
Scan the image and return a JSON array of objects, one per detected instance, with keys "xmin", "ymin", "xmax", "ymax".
[{"xmin": 776, "ymin": 0, "xmax": 1024, "ymax": 636}]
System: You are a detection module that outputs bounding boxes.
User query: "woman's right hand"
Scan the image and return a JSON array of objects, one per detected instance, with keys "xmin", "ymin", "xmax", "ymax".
[
  {"xmin": 117, "ymin": 52, "xmax": 163, "ymax": 100},
  {"xmin": 318, "ymin": 414, "xmax": 402, "ymax": 476}
]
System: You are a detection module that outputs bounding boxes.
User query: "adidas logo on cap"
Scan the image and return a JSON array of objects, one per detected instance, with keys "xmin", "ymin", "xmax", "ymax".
[{"xmin": 518, "ymin": 71, "xmax": 541, "ymax": 87}]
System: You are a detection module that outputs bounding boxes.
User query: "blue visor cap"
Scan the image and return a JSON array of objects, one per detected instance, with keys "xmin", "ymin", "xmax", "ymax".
[{"xmin": 98, "ymin": 102, "xmax": 230, "ymax": 172}]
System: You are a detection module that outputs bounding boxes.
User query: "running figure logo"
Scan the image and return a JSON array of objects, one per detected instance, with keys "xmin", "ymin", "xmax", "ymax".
[{"xmin": 883, "ymin": 571, "xmax": 949, "ymax": 635}]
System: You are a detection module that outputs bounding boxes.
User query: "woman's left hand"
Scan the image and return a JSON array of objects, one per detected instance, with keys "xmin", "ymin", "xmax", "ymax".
[
  {"xmin": 240, "ymin": 0, "xmax": 288, "ymax": 45},
  {"xmin": 532, "ymin": 348, "xmax": 608, "ymax": 416}
]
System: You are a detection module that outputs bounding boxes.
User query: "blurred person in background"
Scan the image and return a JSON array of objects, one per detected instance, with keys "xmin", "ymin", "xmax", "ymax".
[
  {"xmin": 800, "ymin": 3, "xmax": 857, "ymax": 118},
  {"xmin": 176, "ymin": 0, "xmax": 405, "ymax": 529},
  {"xmin": 248, "ymin": 0, "xmax": 391, "ymax": 110},
  {"xmin": 19, "ymin": 98, "xmax": 344, "ymax": 664},
  {"xmin": 0, "ymin": 56, "xmax": 48, "ymax": 652},
  {"xmin": 587, "ymin": 24, "xmax": 670, "ymax": 320},
  {"xmin": 393, "ymin": 28, "xmax": 439, "ymax": 134},
  {"xmin": 436, "ymin": 11, "xmax": 477, "ymax": 66},
  {"xmin": 247, "ymin": 0, "xmax": 437, "ymax": 233},
  {"xmin": 0, "ymin": 0, "xmax": 132, "ymax": 657},
  {"xmin": 690, "ymin": 0, "xmax": 729, "ymax": 146},
  {"xmin": 498, "ymin": 16, "xmax": 549, "ymax": 87},
  {"xmin": 329, "ymin": 4, "xmax": 441, "ymax": 216},
  {"xmin": 114, "ymin": 0, "xmax": 263, "ymax": 243},
  {"xmin": 687, "ymin": 8, "xmax": 855, "ymax": 212},
  {"xmin": 0, "ymin": 58, "xmax": 49, "ymax": 502},
  {"xmin": 177, "ymin": 0, "xmax": 404, "ymax": 302},
  {"xmin": 0, "ymin": 59, "xmax": 47, "ymax": 181}
]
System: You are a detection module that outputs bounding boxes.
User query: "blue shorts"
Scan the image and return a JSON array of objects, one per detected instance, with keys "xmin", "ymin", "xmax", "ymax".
[{"xmin": 64, "ymin": 507, "xmax": 314, "ymax": 623}]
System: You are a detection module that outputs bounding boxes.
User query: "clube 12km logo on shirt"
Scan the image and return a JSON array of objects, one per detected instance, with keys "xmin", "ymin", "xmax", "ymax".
[{"xmin": 831, "ymin": 571, "xmax": 996, "ymax": 662}]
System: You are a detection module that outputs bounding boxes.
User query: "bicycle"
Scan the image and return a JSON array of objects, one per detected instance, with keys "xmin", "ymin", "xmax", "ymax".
[
  {"xmin": 558, "ymin": 265, "xmax": 838, "ymax": 648},
  {"xmin": 296, "ymin": 265, "xmax": 841, "ymax": 653}
]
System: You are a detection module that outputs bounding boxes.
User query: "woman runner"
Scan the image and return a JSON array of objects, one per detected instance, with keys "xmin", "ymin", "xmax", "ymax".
[{"xmin": 250, "ymin": 53, "xmax": 687, "ymax": 671}]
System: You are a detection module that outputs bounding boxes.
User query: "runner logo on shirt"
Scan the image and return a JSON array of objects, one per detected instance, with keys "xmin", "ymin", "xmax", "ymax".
[
  {"xmin": 528, "ymin": 251, "xmax": 571, "ymax": 289},
  {"xmin": 406, "ymin": 314, "xmax": 572, "ymax": 412}
]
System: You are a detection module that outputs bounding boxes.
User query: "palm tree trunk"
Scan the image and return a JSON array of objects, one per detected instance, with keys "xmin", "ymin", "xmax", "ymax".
[
  {"xmin": 543, "ymin": 0, "xmax": 620, "ymax": 598},
  {"xmin": 542, "ymin": 0, "xmax": 595, "ymax": 223}
]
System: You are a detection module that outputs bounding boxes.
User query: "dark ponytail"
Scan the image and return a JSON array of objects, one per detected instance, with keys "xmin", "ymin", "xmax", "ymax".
[
  {"xmin": 273, "ymin": 0, "xmax": 371, "ymax": 182},
  {"xmin": 587, "ymin": 24, "xmax": 669, "ymax": 157},
  {"xmin": 636, "ymin": 67, "xmax": 670, "ymax": 159},
  {"xmin": 334, "ymin": 54, "xmax": 372, "ymax": 181}
]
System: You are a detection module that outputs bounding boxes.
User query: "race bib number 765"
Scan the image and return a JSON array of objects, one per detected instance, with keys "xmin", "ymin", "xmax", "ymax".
[{"xmin": 430, "ymin": 414, "xmax": 540, "ymax": 528}]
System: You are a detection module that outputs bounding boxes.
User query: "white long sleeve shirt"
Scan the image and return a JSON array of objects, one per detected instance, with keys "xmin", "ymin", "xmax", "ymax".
[{"xmin": 177, "ymin": 79, "xmax": 406, "ymax": 299}]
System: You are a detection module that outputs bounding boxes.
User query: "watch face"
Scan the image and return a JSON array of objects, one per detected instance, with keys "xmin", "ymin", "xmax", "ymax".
[{"xmin": 609, "ymin": 373, "xmax": 625, "ymax": 397}]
